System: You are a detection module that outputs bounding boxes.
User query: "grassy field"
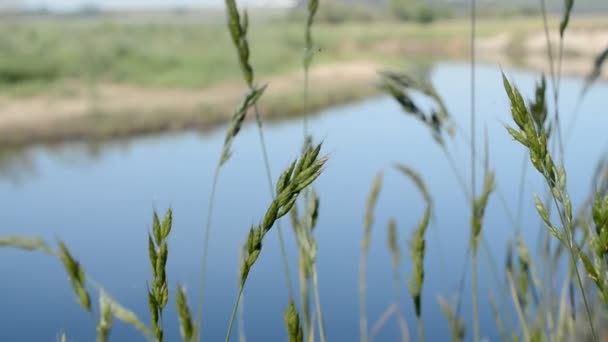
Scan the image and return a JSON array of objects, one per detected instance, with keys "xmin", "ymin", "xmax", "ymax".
[
  {"xmin": 0, "ymin": 14, "xmax": 607, "ymax": 146},
  {"xmin": 2, "ymin": 15, "xmax": 607, "ymax": 92}
]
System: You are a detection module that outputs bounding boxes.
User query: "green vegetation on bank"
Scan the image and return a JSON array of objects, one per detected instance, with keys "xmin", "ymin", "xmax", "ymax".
[{"xmin": 1, "ymin": 15, "xmax": 606, "ymax": 96}]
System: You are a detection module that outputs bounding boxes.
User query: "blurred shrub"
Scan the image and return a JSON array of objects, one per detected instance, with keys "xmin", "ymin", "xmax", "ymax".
[
  {"xmin": 0, "ymin": 57, "xmax": 60, "ymax": 84},
  {"xmin": 477, "ymin": 6, "xmax": 539, "ymax": 18},
  {"xmin": 319, "ymin": 3, "xmax": 381, "ymax": 23},
  {"xmin": 288, "ymin": 2, "xmax": 382, "ymax": 24},
  {"xmin": 288, "ymin": 1, "xmax": 451, "ymax": 24},
  {"xmin": 389, "ymin": 0, "xmax": 453, "ymax": 24}
]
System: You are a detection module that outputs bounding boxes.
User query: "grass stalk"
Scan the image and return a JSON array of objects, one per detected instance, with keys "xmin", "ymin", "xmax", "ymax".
[
  {"xmin": 299, "ymin": 263, "xmax": 311, "ymax": 342},
  {"xmin": 253, "ymin": 104, "xmax": 295, "ymax": 301},
  {"xmin": 538, "ymin": 0, "xmax": 565, "ymax": 159},
  {"xmin": 503, "ymin": 73, "xmax": 598, "ymax": 342},
  {"xmin": 417, "ymin": 317, "xmax": 424, "ymax": 342},
  {"xmin": 358, "ymin": 251, "xmax": 369, "ymax": 342},
  {"xmin": 197, "ymin": 82, "xmax": 268, "ymax": 337},
  {"xmin": 225, "ymin": 145, "xmax": 326, "ymax": 341},
  {"xmin": 507, "ymin": 270, "xmax": 531, "ymax": 341},
  {"xmin": 470, "ymin": 0, "xmax": 479, "ymax": 339},
  {"xmin": 198, "ymin": 164, "xmax": 221, "ymax": 332},
  {"xmin": 226, "ymin": 287, "xmax": 245, "ymax": 342},
  {"xmin": 311, "ymin": 266, "xmax": 326, "ymax": 342},
  {"xmin": 472, "ymin": 255, "xmax": 480, "ymax": 342}
]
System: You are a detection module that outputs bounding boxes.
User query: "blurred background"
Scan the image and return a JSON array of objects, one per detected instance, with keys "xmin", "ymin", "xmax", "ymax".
[
  {"xmin": 1, "ymin": 1, "xmax": 608, "ymax": 341},
  {"xmin": 0, "ymin": 0, "xmax": 606, "ymax": 149}
]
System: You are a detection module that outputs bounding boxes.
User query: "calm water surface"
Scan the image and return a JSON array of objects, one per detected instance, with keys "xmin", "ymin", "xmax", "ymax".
[{"xmin": 1, "ymin": 62, "xmax": 607, "ymax": 341}]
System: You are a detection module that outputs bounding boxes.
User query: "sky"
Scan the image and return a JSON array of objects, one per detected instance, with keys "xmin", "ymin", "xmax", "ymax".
[{"xmin": 18, "ymin": 0, "xmax": 295, "ymax": 10}]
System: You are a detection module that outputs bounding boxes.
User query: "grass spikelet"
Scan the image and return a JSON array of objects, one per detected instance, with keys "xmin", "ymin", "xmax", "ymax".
[
  {"xmin": 1, "ymin": 236, "xmax": 155, "ymax": 340},
  {"xmin": 97, "ymin": 292, "xmax": 113, "ymax": 342},
  {"xmin": 394, "ymin": 164, "xmax": 432, "ymax": 340},
  {"xmin": 408, "ymin": 206, "xmax": 430, "ymax": 342},
  {"xmin": 226, "ymin": 144, "xmax": 327, "ymax": 342},
  {"xmin": 148, "ymin": 209, "xmax": 173, "ymax": 342},
  {"xmin": 100, "ymin": 291, "xmax": 155, "ymax": 341},
  {"xmin": 360, "ymin": 172, "xmax": 383, "ymax": 342},
  {"xmin": 58, "ymin": 241, "xmax": 91, "ymax": 312},
  {"xmin": 395, "ymin": 164, "xmax": 432, "ymax": 206},
  {"xmin": 582, "ymin": 46, "xmax": 608, "ymax": 98},
  {"xmin": 176, "ymin": 285, "xmax": 196, "ymax": 342},
  {"xmin": 363, "ymin": 172, "xmax": 383, "ymax": 254},
  {"xmin": 408, "ymin": 207, "xmax": 430, "ymax": 318},
  {"xmin": 378, "ymin": 70, "xmax": 455, "ymax": 145},
  {"xmin": 592, "ymin": 195, "xmax": 608, "ymax": 258},
  {"xmin": 579, "ymin": 194, "xmax": 608, "ymax": 302},
  {"xmin": 224, "ymin": 0, "xmax": 253, "ymax": 86},
  {"xmin": 284, "ymin": 301, "xmax": 304, "ymax": 342},
  {"xmin": 559, "ymin": 0, "xmax": 574, "ymax": 38},
  {"xmin": 469, "ymin": 163, "xmax": 495, "ymax": 342},
  {"xmin": 0, "ymin": 236, "xmax": 56, "ymax": 255},
  {"xmin": 471, "ymin": 171, "xmax": 495, "ymax": 254},
  {"xmin": 438, "ymin": 296, "xmax": 465, "ymax": 342},
  {"xmin": 529, "ymin": 75, "xmax": 550, "ymax": 136},
  {"xmin": 387, "ymin": 218, "xmax": 400, "ymax": 272},
  {"xmin": 220, "ymin": 85, "xmax": 267, "ymax": 166},
  {"xmin": 503, "ymin": 73, "xmax": 598, "ymax": 341},
  {"xmin": 291, "ymin": 187, "xmax": 323, "ymax": 341}
]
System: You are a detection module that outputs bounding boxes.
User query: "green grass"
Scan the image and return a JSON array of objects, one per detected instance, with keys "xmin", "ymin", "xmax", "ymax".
[{"xmin": 1, "ymin": 15, "xmax": 606, "ymax": 95}]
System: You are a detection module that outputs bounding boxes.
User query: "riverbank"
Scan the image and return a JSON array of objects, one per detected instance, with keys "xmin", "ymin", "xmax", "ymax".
[{"xmin": 1, "ymin": 16, "xmax": 607, "ymax": 147}]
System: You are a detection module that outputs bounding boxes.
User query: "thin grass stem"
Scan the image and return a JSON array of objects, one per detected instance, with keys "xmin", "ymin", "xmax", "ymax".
[
  {"xmin": 539, "ymin": 0, "xmax": 565, "ymax": 159},
  {"xmin": 311, "ymin": 266, "xmax": 326, "ymax": 342},
  {"xmin": 226, "ymin": 287, "xmax": 245, "ymax": 342},
  {"xmin": 507, "ymin": 271, "xmax": 531, "ymax": 341},
  {"xmin": 359, "ymin": 250, "xmax": 369, "ymax": 342},
  {"xmin": 198, "ymin": 164, "xmax": 222, "ymax": 333},
  {"xmin": 472, "ymin": 254, "xmax": 480, "ymax": 342},
  {"xmin": 253, "ymin": 104, "xmax": 295, "ymax": 302}
]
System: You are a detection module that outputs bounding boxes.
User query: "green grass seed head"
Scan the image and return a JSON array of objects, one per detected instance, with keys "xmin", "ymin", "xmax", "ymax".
[
  {"xmin": 148, "ymin": 209, "xmax": 173, "ymax": 342},
  {"xmin": 0, "ymin": 236, "xmax": 56, "ymax": 255},
  {"xmin": 471, "ymin": 171, "xmax": 495, "ymax": 254},
  {"xmin": 240, "ymin": 143, "xmax": 326, "ymax": 288},
  {"xmin": 220, "ymin": 85, "xmax": 268, "ymax": 167},
  {"xmin": 224, "ymin": 0, "xmax": 254, "ymax": 86},
  {"xmin": 97, "ymin": 292, "xmax": 113, "ymax": 342},
  {"xmin": 438, "ymin": 296, "xmax": 465, "ymax": 342},
  {"xmin": 559, "ymin": 0, "xmax": 574, "ymax": 38},
  {"xmin": 363, "ymin": 172, "xmax": 383, "ymax": 253},
  {"xmin": 176, "ymin": 285, "xmax": 196, "ymax": 342},
  {"xmin": 102, "ymin": 291, "xmax": 155, "ymax": 340},
  {"xmin": 387, "ymin": 218, "xmax": 400, "ymax": 268},
  {"xmin": 58, "ymin": 241, "xmax": 91, "ymax": 312},
  {"xmin": 379, "ymin": 70, "xmax": 454, "ymax": 145},
  {"xmin": 284, "ymin": 301, "xmax": 304, "ymax": 342},
  {"xmin": 408, "ymin": 207, "xmax": 430, "ymax": 319}
]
